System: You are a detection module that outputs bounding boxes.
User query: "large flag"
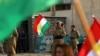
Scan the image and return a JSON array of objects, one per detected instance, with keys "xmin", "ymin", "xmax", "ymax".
[
  {"xmin": 34, "ymin": 15, "xmax": 50, "ymax": 37},
  {"xmin": 0, "ymin": 0, "xmax": 59, "ymax": 42},
  {"xmin": 78, "ymin": 15, "xmax": 100, "ymax": 56}
]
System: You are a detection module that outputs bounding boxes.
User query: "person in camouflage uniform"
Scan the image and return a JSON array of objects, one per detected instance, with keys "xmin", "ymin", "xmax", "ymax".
[
  {"xmin": 70, "ymin": 25, "xmax": 80, "ymax": 56},
  {"xmin": 0, "ymin": 43, "xmax": 5, "ymax": 54},
  {"xmin": 52, "ymin": 21, "xmax": 66, "ymax": 56},
  {"xmin": 7, "ymin": 29, "xmax": 18, "ymax": 56}
]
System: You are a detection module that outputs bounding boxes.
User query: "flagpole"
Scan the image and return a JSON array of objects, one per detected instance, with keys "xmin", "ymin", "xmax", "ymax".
[
  {"xmin": 51, "ymin": 6, "xmax": 56, "ymax": 16},
  {"xmin": 73, "ymin": 0, "xmax": 97, "ymax": 55},
  {"xmin": 71, "ymin": 4, "xmax": 74, "ymax": 25}
]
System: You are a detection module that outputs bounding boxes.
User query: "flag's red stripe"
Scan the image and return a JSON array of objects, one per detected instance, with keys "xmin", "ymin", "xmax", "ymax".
[
  {"xmin": 92, "ymin": 17, "xmax": 100, "ymax": 42},
  {"xmin": 78, "ymin": 37, "xmax": 91, "ymax": 56},
  {"xmin": 78, "ymin": 17, "xmax": 100, "ymax": 56},
  {"xmin": 33, "ymin": 15, "xmax": 43, "ymax": 34}
]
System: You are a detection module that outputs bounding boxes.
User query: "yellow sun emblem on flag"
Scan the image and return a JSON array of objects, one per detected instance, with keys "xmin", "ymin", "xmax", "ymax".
[
  {"xmin": 95, "ymin": 43, "xmax": 100, "ymax": 55},
  {"xmin": 37, "ymin": 24, "xmax": 42, "ymax": 31}
]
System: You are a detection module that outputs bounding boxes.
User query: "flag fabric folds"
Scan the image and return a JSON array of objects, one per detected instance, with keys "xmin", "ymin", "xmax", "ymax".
[
  {"xmin": 0, "ymin": 0, "xmax": 59, "ymax": 42},
  {"xmin": 34, "ymin": 15, "xmax": 50, "ymax": 37},
  {"xmin": 78, "ymin": 15, "xmax": 100, "ymax": 56}
]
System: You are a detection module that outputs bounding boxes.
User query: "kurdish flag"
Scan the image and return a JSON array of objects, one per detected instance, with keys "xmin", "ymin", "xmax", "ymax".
[
  {"xmin": 78, "ymin": 15, "xmax": 100, "ymax": 56},
  {"xmin": 0, "ymin": 0, "xmax": 59, "ymax": 42},
  {"xmin": 34, "ymin": 15, "xmax": 50, "ymax": 37}
]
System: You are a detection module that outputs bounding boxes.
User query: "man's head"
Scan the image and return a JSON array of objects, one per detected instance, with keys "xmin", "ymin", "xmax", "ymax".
[
  {"xmin": 56, "ymin": 21, "xmax": 63, "ymax": 28},
  {"xmin": 71, "ymin": 25, "xmax": 75, "ymax": 31},
  {"xmin": 21, "ymin": 29, "xmax": 25, "ymax": 33}
]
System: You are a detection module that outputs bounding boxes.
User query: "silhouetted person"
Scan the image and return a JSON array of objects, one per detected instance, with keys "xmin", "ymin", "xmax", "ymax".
[{"xmin": 19, "ymin": 30, "xmax": 27, "ymax": 52}]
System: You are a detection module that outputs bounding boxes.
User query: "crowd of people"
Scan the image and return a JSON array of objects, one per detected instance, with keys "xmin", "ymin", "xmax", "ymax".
[
  {"xmin": 0, "ymin": 21, "xmax": 80, "ymax": 56},
  {"xmin": 0, "ymin": 28, "xmax": 27, "ymax": 56},
  {"xmin": 52, "ymin": 21, "xmax": 80, "ymax": 56}
]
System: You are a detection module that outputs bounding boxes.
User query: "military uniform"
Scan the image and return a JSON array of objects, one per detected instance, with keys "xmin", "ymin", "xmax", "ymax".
[
  {"xmin": 52, "ymin": 27, "xmax": 66, "ymax": 56},
  {"xmin": 70, "ymin": 30, "xmax": 80, "ymax": 55},
  {"xmin": 7, "ymin": 29, "xmax": 18, "ymax": 56},
  {"xmin": 0, "ymin": 43, "xmax": 4, "ymax": 54}
]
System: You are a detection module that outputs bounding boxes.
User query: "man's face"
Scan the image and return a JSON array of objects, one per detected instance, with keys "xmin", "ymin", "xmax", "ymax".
[
  {"xmin": 57, "ymin": 22, "xmax": 62, "ymax": 28},
  {"xmin": 71, "ymin": 27, "xmax": 75, "ymax": 30}
]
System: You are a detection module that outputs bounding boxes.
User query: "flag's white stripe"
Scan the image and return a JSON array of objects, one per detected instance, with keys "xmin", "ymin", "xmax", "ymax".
[
  {"xmin": 38, "ymin": 30, "xmax": 41, "ymax": 36},
  {"xmin": 87, "ymin": 50, "xmax": 95, "ymax": 56},
  {"xmin": 87, "ymin": 40, "xmax": 100, "ymax": 56},
  {"xmin": 37, "ymin": 18, "xmax": 47, "ymax": 36},
  {"xmin": 38, "ymin": 18, "xmax": 47, "ymax": 27},
  {"xmin": 87, "ymin": 47, "xmax": 100, "ymax": 56}
]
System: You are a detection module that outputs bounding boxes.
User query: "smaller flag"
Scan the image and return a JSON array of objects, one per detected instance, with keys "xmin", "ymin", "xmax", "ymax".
[
  {"xmin": 34, "ymin": 15, "xmax": 50, "ymax": 37},
  {"xmin": 78, "ymin": 15, "xmax": 100, "ymax": 56}
]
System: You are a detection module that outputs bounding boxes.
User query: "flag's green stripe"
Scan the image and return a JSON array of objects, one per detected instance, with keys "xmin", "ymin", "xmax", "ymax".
[
  {"xmin": 40, "ymin": 22, "xmax": 50, "ymax": 36},
  {"xmin": 0, "ymin": 0, "xmax": 59, "ymax": 42}
]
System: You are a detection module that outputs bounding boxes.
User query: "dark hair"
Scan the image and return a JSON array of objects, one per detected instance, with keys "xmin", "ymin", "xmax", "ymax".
[
  {"xmin": 71, "ymin": 25, "xmax": 75, "ymax": 28},
  {"xmin": 54, "ymin": 44, "xmax": 74, "ymax": 56}
]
